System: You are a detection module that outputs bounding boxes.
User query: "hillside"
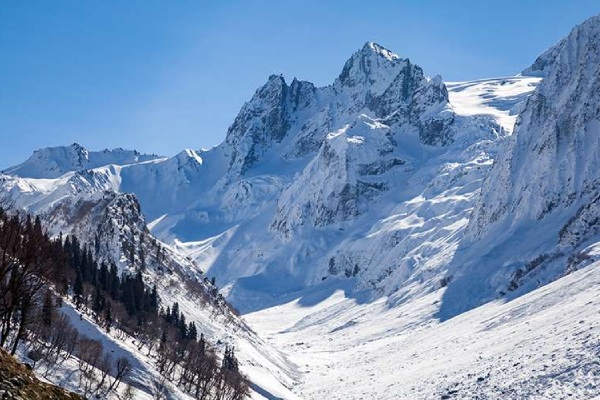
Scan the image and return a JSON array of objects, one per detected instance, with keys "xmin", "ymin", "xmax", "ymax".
[{"xmin": 0, "ymin": 348, "xmax": 84, "ymax": 400}]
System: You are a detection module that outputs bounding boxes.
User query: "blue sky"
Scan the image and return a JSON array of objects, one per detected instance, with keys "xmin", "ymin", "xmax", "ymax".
[{"xmin": 1, "ymin": 1, "xmax": 599, "ymax": 168}]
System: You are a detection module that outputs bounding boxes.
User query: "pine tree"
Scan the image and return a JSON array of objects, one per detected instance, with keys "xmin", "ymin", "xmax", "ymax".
[
  {"xmin": 150, "ymin": 284, "xmax": 159, "ymax": 310},
  {"xmin": 105, "ymin": 303, "xmax": 113, "ymax": 332},
  {"xmin": 109, "ymin": 263, "xmax": 120, "ymax": 298},
  {"xmin": 171, "ymin": 302, "xmax": 180, "ymax": 326},
  {"xmin": 73, "ymin": 268, "xmax": 84, "ymax": 307},
  {"xmin": 33, "ymin": 215, "xmax": 43, "ymax": 238},
  {"xmin": 41, "ymin": 290, "xmax": 54, "ymax": 327},
  {"xmin": 122, "ymin": 278, "xmax": 137, "ymax": 316},
  {"xmin": 165, "ymin": 306, "xmax": 172, "ymax": 324},
  {"xmin": 222, "ymin": 346, "xmax": 239, "ymax": 372},
  {"xmin": 99, "ymin": 262, "xmax": 109, "ymax": 292},
  {"xmin": 199, "ymin": 333, "xmax": 205, "ymax": 354},
  {"xmin": 188, "ymin": 322, "xmax": 197, "ymax": 340},
  {"xmin": 92, "ymin": 284, "xmax": 104, "ymax": 314},
  {"xmin": 178, "ymin": 313, "xmax": 187, "ymax": 339}
]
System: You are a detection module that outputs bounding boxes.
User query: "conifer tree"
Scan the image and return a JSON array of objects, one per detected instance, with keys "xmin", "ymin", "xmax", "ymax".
[
  {"xmin": 42, "ymin": 290, "xmax": 54, "ymax": 328},
  {"xmin": 74, "ymin": 268, "xmax": 84, "ymax": 307}
]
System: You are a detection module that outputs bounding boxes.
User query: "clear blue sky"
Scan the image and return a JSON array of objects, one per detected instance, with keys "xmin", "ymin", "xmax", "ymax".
[{"xmin": 1, "ymin": 1, "xmax": 599, "ymax": 169}]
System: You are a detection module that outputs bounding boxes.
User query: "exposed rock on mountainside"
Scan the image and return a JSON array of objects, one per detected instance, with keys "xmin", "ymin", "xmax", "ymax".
[{"xmin": 0, "ymin": 348, "xmax": 84, "ymax": 400}]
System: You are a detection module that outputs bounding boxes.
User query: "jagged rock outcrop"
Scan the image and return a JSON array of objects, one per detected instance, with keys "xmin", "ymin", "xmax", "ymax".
[{"xmin": 224, "ymin": 42, "xmax": 453, "ymax": 178}]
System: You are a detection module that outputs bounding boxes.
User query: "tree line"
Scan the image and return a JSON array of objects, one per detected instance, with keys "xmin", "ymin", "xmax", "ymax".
[{"xmin": 0, "ymin": 205, "xmax": 249, "ymax": 399}]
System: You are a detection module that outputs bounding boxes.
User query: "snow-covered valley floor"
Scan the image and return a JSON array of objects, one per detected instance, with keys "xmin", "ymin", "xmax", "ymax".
[{"xmin": 246, "ymin": 260, "xmax": 600, "ymax": 399}]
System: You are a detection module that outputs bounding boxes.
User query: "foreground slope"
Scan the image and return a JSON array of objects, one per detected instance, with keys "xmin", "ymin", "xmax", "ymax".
[
  {"xmin": 246, "ymin": 248, "xmax": 600, "ymax": 399},
  {"xmin": 0, "ymin": 348, "xmax": 84, "ymax": 400},
  {"xmin": 0, "ymin": 175, "xmax": 298, "ymax": 398}
]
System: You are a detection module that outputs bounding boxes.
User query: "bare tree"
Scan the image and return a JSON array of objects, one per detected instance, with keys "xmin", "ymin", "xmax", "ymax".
[
  {"xmin": 95, "ymin": 352, "xmax": 113, "ymax": 392},
  {"xmin": 108, "ymin": 356, "xmax": 132, "ymax": 392},
  {"xmin": 0, "ymin": 212, "xmax": 52, "ymax": 354},
  {"xmin": 151, "ymin": 376, "xmax": 169, "ymax": 400},
  {"xmin": 77, "ymin": 338, "xmax": 103, "ymax": 372}
]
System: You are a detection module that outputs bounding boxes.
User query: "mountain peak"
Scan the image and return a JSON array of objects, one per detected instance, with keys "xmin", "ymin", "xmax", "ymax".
[
  {"xmin": 361, "ymin": 41, "xmax": 401, "ymax": 61},
  {"xmin": 523, "ymin": 13, "xmax": 600, "ymax": 77},
  {"xmin": 335, "ymin": 42, "xmax": 408, "ymax": 93},
  {"xmin": 267, "ymin": 74, "xmax": 285, "ymax": 83}
]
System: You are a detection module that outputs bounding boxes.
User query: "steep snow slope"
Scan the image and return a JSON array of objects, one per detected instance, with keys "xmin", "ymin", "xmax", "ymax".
[{"xmin": 441, "ymin": 14, "xmax": 600, "ymax": 319}]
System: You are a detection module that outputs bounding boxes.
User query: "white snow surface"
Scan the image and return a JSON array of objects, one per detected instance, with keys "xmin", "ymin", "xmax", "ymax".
[
  {"xmin": 446, "ymin": 76, "xmax": 541, "ymax": 133},
  {"xmin": 245, "ymin": 257, "xmax": 600, "ymax": 399}
]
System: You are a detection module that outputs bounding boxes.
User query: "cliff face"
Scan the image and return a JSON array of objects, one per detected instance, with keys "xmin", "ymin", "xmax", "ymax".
[{"xmin": 440, "ymin": 15, "xmax": 600, "ymax": 319}]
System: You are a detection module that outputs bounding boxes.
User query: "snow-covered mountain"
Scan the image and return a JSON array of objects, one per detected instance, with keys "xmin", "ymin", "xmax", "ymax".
[
  {"xmin": 0, "ymin": 42, "xmax": 538, "ymax": 313},
  {"xmin": 3, "ymin": 143, "xmax": 162, "ymax": 179},
  {"xmin": 4, "ymin": 12, "xmax": 600, "ymax": 397},
  {"xmin": 440, "ymin": 14, "xmax": 600, "ymax": 319}
]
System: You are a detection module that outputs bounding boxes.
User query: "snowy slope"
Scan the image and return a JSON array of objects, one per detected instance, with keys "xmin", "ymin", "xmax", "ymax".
[
  {"xmin": 246, "ymin": 249, "xmax": 600, "ymax": 399},
  {"xmin": 440, "ymin": 13, "xmax": 600, "ymax": 319},
  {"xmin": 446, "ymin": 76, "xmax": 541, "ymax": 132}
]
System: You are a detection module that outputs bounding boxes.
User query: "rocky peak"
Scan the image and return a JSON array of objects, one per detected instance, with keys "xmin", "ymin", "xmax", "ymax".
[
  {"xmin": 334, "ymin": 42, "xmax": 409, "ymax": 98},
  {"xmin": 364, "ymin": 42, "xmax": 401, "ymax": 61},
  {"xmin": 289, "ymin": 78, "xmax": 318, "ymax": 112},
  {"xmin": 224, "ymin": 75, "xmax": 292, "ymax": 174},
  {"xmin": 334, "ymin": 42, "xmax": 452, "ymax": 145}
]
